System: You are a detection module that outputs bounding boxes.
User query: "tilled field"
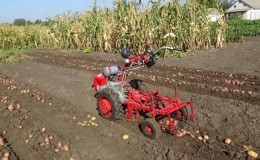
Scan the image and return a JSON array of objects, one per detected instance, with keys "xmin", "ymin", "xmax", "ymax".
[
  {"xmin": 0, "ymin": 75, "xmax": 87, "ymax": 160},
  {"xmin": 0, "ymin": 45, "xmax": 259, "ymax": 160},
  {"xmin": 0, "ymin": 73, "xmax": 160, "ymax": 160}
]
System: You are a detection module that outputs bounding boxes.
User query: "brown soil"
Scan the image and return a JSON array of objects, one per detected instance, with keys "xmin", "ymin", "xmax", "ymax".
[{"xmin": 0, "ymin": 36, "xmax": 259, "ymax": 160}]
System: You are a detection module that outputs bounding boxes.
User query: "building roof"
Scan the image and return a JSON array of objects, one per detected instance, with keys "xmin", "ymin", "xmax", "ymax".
[
  {"xmin": 242, "ymin": 0, "xmax": 260, "ymax": 9},
  {"xmin": 225, "ymin": 0, "xmax": 260, "ymax": 13}
]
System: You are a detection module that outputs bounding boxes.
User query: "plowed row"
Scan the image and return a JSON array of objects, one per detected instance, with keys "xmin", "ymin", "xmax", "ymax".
[
  {"xmin": 0, "ymin": 74, "xmax": 78, "ymax": 160},
  {"xmin": 27, "ymin": 51, "xmax": 260, "ymax": 105}
]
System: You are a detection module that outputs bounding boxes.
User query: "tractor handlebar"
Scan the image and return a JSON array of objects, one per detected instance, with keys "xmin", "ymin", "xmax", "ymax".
[
  {"xmin": 118, "ymin": 46, "xmax": 184, "ymax": 83},
  {"xmin": 153, "ymin": 46, "xmax": 183, "ymax": 55},
  {"xmin": 123, "ymin": 46, "xmax": 183, "ymax": 71}
]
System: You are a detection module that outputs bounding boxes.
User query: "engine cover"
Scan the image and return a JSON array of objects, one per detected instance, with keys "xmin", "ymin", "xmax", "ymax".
[
  {"xmin": 102, "ymin": 65, "xmax": 121, "ymax": 77},
  {"xmin": 93, "ymin": 73, "xmax": 107, "ymax": 92}
]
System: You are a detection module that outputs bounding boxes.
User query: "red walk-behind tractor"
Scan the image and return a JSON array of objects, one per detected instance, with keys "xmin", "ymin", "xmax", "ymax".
[{"xmin": 93, "ymin": 47, "xmax": 194, "ymax": 139}]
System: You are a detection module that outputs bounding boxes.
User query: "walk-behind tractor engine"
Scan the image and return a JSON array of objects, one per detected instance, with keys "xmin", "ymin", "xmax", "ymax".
[{"xmin": 93, "ymin": 47, "xmax": 194, "ymax": 139}]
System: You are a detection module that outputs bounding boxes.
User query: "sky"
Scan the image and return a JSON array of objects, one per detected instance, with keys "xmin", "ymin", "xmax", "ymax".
[{"xmin": 0, "ymin": 0, "xmax": 150, "ymax": 23}]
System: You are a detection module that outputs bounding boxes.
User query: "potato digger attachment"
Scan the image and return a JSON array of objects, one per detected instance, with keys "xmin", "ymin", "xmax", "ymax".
[
  {"xmin": 124, "ymin": 86, "xmax": 194, "ymax": 139},
  {"xmin": 93, "ymin": 46, "xmax": 195, "ymax": 139}
]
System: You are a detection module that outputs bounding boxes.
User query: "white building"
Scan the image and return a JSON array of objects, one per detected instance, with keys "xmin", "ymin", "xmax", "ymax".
[
  {"xmin": 208, "ymin": 8, "xmax": 223, "ymax": 22},
  {"xmin": 225, "ymin": 0, "xmax": 260, "ymax": 20}
]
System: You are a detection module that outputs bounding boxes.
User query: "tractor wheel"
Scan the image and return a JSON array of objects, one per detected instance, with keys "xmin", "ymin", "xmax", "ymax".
[
  {"xmin": 171, "ymin": 107, "xmax": 188, "ymax": 122},
  {"xmin": 140, "ymin": 118, "xmax": 161, "ymax": 139},
  {"xmin": 137, "ymin": 82, "xmax": 147, "ymax": 91},
  {"xmin": 97, "ymin": 88, "xmax": 123, "ymax": 121},
  {"xmin": 129, "ymin": 79, "xmax": 147, "ymax": 91}
]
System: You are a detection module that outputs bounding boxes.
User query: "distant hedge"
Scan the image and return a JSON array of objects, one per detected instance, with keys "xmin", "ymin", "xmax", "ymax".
[{"xmin": 226, "ymin": 20, "xmax": 260, "ymax": 42}]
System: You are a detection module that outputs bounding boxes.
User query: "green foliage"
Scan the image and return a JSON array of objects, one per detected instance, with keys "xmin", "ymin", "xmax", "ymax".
[
  {"xmin": 13, "ymin": 19, "xmax": 33, "ymax": 26},
  {"xmin": 13, "ymin": 19, "xmax": 26, "ymax": 26},
  {"xmin": 83, "ymin": 47, "xmax": 92, "ymax": 53},
  {"xmin": 26, "ymin": 20, "xmax": 33, "ymax": 25},
  {"xmin": 162, "ymin": 50, "xmax": 186, "ymax": 58},
  {"xmin": 220, "ymin": 1, "xmax": 233, "ymax": 10},
  {"xmin": 34, "ymin": 19, "xmax": 43, "ymax": 24},
  {"xmin": 226, "ymin": 20, "xmax": 260, "ymax": 42},
  {"xmin": 209, "ymin": 19, "xmax": 260, "ymax": 43},
  {"xmin": 197, "ymin": 0, "xmax": 216, "ymax": 8},
  {"xmin": 230, "ymin": 13, "xmax": 243, "ymax": 20},
  {"xmin": 1, "ymin": 0, "xmax": 228, "ymax": 58},
  {"xmin": 0, "ymin": 49, "xmax": 31, "ymax": 64}
]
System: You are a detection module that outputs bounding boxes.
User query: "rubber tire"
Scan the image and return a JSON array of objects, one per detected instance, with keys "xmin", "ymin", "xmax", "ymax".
[
  {"xmin": 140, "ymin": 118, "xmax": 161, "ymax": 139},
  {"xmin": 171, "ymin": 107, "xmax": 188, "ymax": 122},
  {"xmin": 129, "ymin": 79, "xmax": 147, "ymax": 91},
  {"xmin": 97, "ymin": 88, "xmax": 123, "ymax": 121},
  {"xmin": 137, "ymin": 81, "xmax": 147, "ymax": 91}
]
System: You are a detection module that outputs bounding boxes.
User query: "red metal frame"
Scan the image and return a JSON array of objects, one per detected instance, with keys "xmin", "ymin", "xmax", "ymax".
[
  {"xmin": 123, "ymin": 86, "xmax": 194, "ymax": 135},
  {"xmin": 98, "ymin": 97, "xmax": 113, "ymax": 118},
  {"xmin": 144, "ymin": 125, "xmax": 153, "ymax": 136}
]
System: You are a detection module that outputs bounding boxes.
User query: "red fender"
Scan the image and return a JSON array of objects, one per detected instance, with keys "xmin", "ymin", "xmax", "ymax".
[{"xmin": 93, "ymin": 73, "xmax": 107, "ymax": 92}]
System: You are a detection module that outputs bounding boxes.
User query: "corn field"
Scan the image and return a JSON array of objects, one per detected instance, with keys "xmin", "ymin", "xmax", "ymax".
[{"xmin": 0, "ymin": 0, "xmax": 226, "ymax": 53}]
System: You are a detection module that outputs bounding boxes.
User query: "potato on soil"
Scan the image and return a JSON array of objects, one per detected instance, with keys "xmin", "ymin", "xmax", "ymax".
[
  {"xmin": 224, "ymin": 138, "xmax": 232, "ymax": 144},
  {"xmin": 57, "ymin": 142, "xmax": 62, "ymax": 148},
  {"xmin": 16, "ymin": 103, "xmax": 21, "ymax": 110},
  {"xmin": 0, "ymin": 137, "xmax": 4, "ymax": 146},
  {"xmin": 41, "ymin": 127, "xmax": 46, "ymax": 132},
  {"xmin": 18, "ymin": 125, "xmax": 23, "ymax": 130},
  {"xmin": 198, "ymin": 136, "xmax": 203, "ymax": 141},
  {"xmin": 63, "ymin": 144, "xmax": 70, "ymax": 151},
  {"xmin": 2, "ymin": 131, "xmax": 7, "ymax": 135},
  {"xmin": 1, "ymin": 152, "xmax": 10, "ymax": 160},
  {"xmin": 39, "ymin": 142, "xmax": 45, "ymax": 147},
  {"xmin": 204, "ymin": 135, "xmax": 209, "ymax": 140},
  {"xmin": 54, "ymin": 148, "xmax": 59, "ymax": 153},
  {"xmin": 247, "ymin": 150, "xmax": 258, "ymax": 159},
  {"xmin": 122, "ymin": 134, "xmax": 129, "ymax": 140},
  {"xmin": 28, "ymin": 134, "xmax": 34, "ymax": 139},
  {"xmin": 44, "ymin": 137, "xmax": 50, "ymax": 144}
]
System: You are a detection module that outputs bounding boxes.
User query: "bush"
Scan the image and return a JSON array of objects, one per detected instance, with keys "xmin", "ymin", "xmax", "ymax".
[
  {"xmin": 226, "ymin": 20, "xmax": 260, "ymax": 42},
  {"xmin": 0, "ymin": 50, "xmax": 31, "ymax": 64}
]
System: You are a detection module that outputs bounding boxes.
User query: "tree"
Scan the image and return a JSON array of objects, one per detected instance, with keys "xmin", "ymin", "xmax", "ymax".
[
  {"xmin": 26, "ymin": 20, "xmax": 33, "ymax": 25},
  {"xmin": 34, "ymin": 19, "xmax": 43, "ymax": 24},
  {"xmin": 197, "ymin": 0, "xmax": 235, "ymax": 11},
  {"xmin": 13, "ymin": 18, "xmax": 26, "ymax": 26},
  {"xmin": 197, "ymin": 0, "xmax": 216, "ymax": 8},
  {"xmin": 220, "ymin": 1, "xmax": 233, "ymax": 10}
]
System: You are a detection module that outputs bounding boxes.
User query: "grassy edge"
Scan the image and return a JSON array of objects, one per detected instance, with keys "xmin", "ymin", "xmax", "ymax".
[{"xmin": 0, "ymin": 49, "xmax": 31, "ymax": 64}]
